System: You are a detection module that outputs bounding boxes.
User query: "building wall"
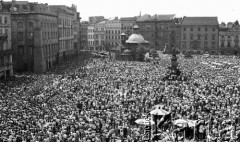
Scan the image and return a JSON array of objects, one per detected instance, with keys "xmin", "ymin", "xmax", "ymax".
[
  {"xmin": 181, "ymin": 25, "xmax": 219, "ymax": 54},
  {"xmin": 80, "ymin": 22, "xmax": 88, "ymax": 50},
  {"xmin": 87, "ymin": 25, "xmax": 95, "ymax": 51},
  {"xmin": 0, "ymin": 12, "xmax": 13, "ymax": 79},
  {"xmin": 136, "ymin": 21, "xmax": 173, "ymax": 50},
  {"xmin": 94, "ymin": 21, "xmax": 106, "ymax": 51},
  {"xmin": 105, "ymin": 19, "xmax": 121, "ymax": 48},
  {"xmin": 120, "ymin": 17, "xmax": 137, "ymax": 38},
  {"xmin": 219, "ymin": 29, "xmax": 240, "ymax": 54},
  {"xmin": 11, "ymin": 13, "xmax": 58, "ymax": 73},
  {"xmin": 55, "ymin": 7, "xmax": 75, "ymax": 61}
]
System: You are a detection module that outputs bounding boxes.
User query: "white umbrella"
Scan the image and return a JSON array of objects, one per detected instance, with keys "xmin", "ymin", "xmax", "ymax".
[
  {"xmin": 187, "ymin": 120, "xmax": 197, "ymax": 127},
  {"xmin": 150, "ymin": 109, "xmax": 169, "ymax": 116},
  {"xmin": 135, "ymin": 119, "xmax": 155, "ymax": 125},
  {"xmin": 173, "ymin": 119, "xmax": 188, "ymax": 127}
]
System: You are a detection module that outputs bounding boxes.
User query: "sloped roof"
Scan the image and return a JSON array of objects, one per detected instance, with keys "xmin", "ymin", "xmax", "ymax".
[
  {"xmin": 137, "ymin": 14, "xmax": 175, "ymax": 22},
  {"xmin": 181, "ymin": 17, "xmax": 219, "ymax": 25}
]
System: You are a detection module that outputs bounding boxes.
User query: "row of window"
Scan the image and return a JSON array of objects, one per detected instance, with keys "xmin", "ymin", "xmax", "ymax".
[
  {"xmin": 58, "ymin": 18, "xmax": 74, "ymax": 26},
  {"xmin": 59, "ymin": 40, "xmax": 74, "ymax": 51},
  {"xmin": 44, "ymin": 43, "xmax": 58, "ymax": 56},
  {"xmin": 220, "ymin": 41, "xmax": 239, "ymax": 48},
  {"xmin": 182, "ymin": 34, "xmax": 216, "ymax": 40},
  {"xmin": 183, "ymin": 27, "xmax": 216, "ymax": 32},
  {"xmin": 17, "ymin": 22, "xmax": 34, "ymax": 28},
  {"xmin": 106, "ymin": 35, "xmax": 121, "ymax": 40},
  {"xmin": 221, "ymin": 35, "xmax": 239, "ymax": 39},
  {"xmin": 0, "ymin": 16, "xmax": 9, "ymax": 24},
  {"xmin": 59, "ymin": 28, "xmax": 74, "ymax": 38},
  {"xmin": 43, "ymin": 31, "xmax": 58, "ymax": 40},
  {"xmin": 182, "ymin": 41, "xmax": 217, "ymax": 48},
  {"xmin": 105, "ymin": 30, "xmax": 121, "ymax": 34},
  {"xmin": 94, "ymin": 27, "xmax": 104, "ymax": 31}
]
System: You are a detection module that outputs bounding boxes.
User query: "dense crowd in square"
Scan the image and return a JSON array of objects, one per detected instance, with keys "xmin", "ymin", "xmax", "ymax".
[{"xmin": 1, "ymin": 52, "xmax": 240, "ymax": 142}]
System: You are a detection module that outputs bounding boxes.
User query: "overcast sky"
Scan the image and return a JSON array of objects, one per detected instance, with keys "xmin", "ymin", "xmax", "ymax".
[{"xmin": 27, "ymin": 0, "xmax": 239, "ymax": 23}]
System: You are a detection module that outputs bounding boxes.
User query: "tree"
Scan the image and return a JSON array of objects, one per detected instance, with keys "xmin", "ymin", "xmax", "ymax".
[
  {"xmin": 149, "ymin": 48, "xmax": 159, "ymax": 59},
  {"xmin": 234, "ymin": 20, "xmax": 239, "ymax": 26},
  {"xmin": 136, "ymin": 46, "xmax": 146, "ymax": 61}
]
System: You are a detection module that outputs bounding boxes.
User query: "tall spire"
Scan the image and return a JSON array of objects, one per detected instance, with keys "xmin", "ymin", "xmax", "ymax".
[{"xmin": 139, "ymin": 10, "xmax": 141, "ymax": 17}]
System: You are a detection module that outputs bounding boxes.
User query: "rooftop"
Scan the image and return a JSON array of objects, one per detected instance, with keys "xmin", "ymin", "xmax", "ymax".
[
  {"xmin": 181, "ymin": 17, "xmax": 219, "ymax": 26},
  {"xmin": 137, "ymin": 14, "xmax": 175, "ymax": 22}
]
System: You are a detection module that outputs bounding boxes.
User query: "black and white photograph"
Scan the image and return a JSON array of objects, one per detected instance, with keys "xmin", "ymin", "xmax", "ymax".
[{"xmin": 1, "ymin": 0, "xmax": 240, "ymax": 142}]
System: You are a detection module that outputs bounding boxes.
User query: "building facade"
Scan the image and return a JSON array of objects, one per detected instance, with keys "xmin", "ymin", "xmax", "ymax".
[
  {"xmin": 73, "ymin": 11, "xmax": 81, "ymax": 55},
  {"xmin": 50, "ymin": 5, "xmax": 76, "ymax": 61},
  {"xmin": 87, "ymin": 24, "xmax": 95, "ymax": 51},
  {"xmin": 105, "ymin": 18, "xmax": 121, "ymax": 49},
  {"xmin": 136, "ymin": 14, "xmax": 176, "ymax": 51},
  {"xmin": 0, "ymin": 2, "xmax": 13, "ymax": 79},
  {"xmin": 94, "ymin": 21, "xmax": 106, "ymax": 51},
  {"xmin": 80, "ymin": 21, "xmax": 89, "ymax": 50},
  {"xmin": 181, "ymin": 17, "xmax": 219, "ymax": 54},
  {"xmin": 10, "ymin": 1, "xmax": 58, "ymax": 73},
  {"xmin": 120, "ymin": 17, "xmax": 137, "ymax": 38},
  {"xmin": 219, "ymin": 26, "xmax": 240, "ymax": 55}
]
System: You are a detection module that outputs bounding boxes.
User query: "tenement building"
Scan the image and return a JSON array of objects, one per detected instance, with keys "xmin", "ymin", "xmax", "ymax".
[
  {"xmin": 87, "ymin": 24, "xmax": 95, "ymax": 51},
  {"xmin": 0, "ymin": 1, "xmax": 13, "ymax": 79},
  {"xmin": 94, "ymin": 21, "xmax": 106, "ymax": 51},
  {"xmin": 80, "ymin": 21, "xmax": 89, "ymax": 50},
  {"xmin": 120, "ymin": 17, "xmax": 137, "ymax": 39},
  {"xmin": 136, "ymin": 14, "xmax": 176, "ymax": 51},
  {"xmin": 105, "ymin": 17, "xmax": 121, "ymax": 48},
  {"xmin": 219, "ymin": 25, "xmax": 240, "ymax": 55},
  {"xmin": 50, "ymin": 5, "xmax": 76, "ymax": 61},
  {"xmin": 181, "ymin": 17, "xmax": 219, "ymax": 54},
  {"xmin": 10, "ymin": 1, "xmax": 58, "ymax": 73}
]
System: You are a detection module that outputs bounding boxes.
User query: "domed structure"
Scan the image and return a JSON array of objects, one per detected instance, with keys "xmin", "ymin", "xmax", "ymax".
[{"xmin": 126, "ymin": 34, "xmax": 149, "ymax": 44}]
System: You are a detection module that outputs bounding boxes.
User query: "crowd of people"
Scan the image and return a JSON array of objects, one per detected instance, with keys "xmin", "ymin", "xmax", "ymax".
[{"xmin": 1, "ymin": 52, "xmax": 240, "ymax": 142}]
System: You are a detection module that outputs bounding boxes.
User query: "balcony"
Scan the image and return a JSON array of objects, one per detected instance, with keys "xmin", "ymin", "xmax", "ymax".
[{"xmin": 0, "ymin": 49, "xmax": 13, "ymax": 56}]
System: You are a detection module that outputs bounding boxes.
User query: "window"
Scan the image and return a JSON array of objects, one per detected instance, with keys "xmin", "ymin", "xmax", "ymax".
[
  {"xmin": 183, "ymin": 28, "xmax": 186, "ymax": 31},
  {"xmin": 213, "ymin": 28, "xmax": 215, "ymax": 31},
  {"xmin": 197, "ymin": 34, "xmax": 201, "ymax": 40},
  {"xmin": 0, "ymin": 16, "xmax": 2, "ymax": 24},
  {"xmin": 235, "ymin": 41, "xmax": 239, "ymax": 47},
  {"xmin": 183, "ymin": 34, "xmax": 186, "ymax": 40},
  {"xmin": 4, "ymin": 17, "xmax": 7, "ymax": 24},
  {"xmin": 212, "ymin": 42, "xmax": 216, "ymax": 49},
  {"xmin": 28, "ymin": 32, "xmax": 33, "ymax": 40},
  {"xmin": 190, "ymin": 27, "xmax": 193, "ymax": 31},
  {"xmin": 205, "ymin": 27, "xmax": 208, "ymax": 31},
  {"xmin": 212, "ymin": 34, "xmax": 216, "ymax": 40},
  {"xmin": 198, "ymin": 27, "xmax": 201, "ymax": 31},
  {"xmin": 182, "ymin": 41, "xmax": 186, "ymax": 48},
  {"xmin": 18, "ymin": 32, "xmax": 24, "ymax": 41},
  {"xmin": 4, "ymin": 29, "xmax": 8, "ymax": 35},
  {"xmin": 204, "ymin": 42, "xmax": 208, "ymax": 49},
  {"xmin": 28, "ymin": 22, "xmax": 33, "ymax": 28},
  {"xmin": 204, "ymin": 34, "xmax": 208, "ymax": 40},
  {"xmin": 18, "ymin": 46, "xmax": 24, "ymax": 55},
  {"xmin": 190, "ymin": 34, "xmax": 194, "ymax": 40},
  {"xmin": 228, "ymin": 42, "xmax": 231, "ymax": 47},
  {"xmin": 17, "ymin": 22, "xmax": 23, "ymax": 28},
  {"xmin": 221, "ymin": 41, "xmax": 224, "ymax": 47}
]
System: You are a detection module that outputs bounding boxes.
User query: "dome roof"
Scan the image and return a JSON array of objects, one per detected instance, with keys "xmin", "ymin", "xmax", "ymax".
[{"xmin": 126, "ymin": 34, "xmax": 149, "ymax": 44}]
